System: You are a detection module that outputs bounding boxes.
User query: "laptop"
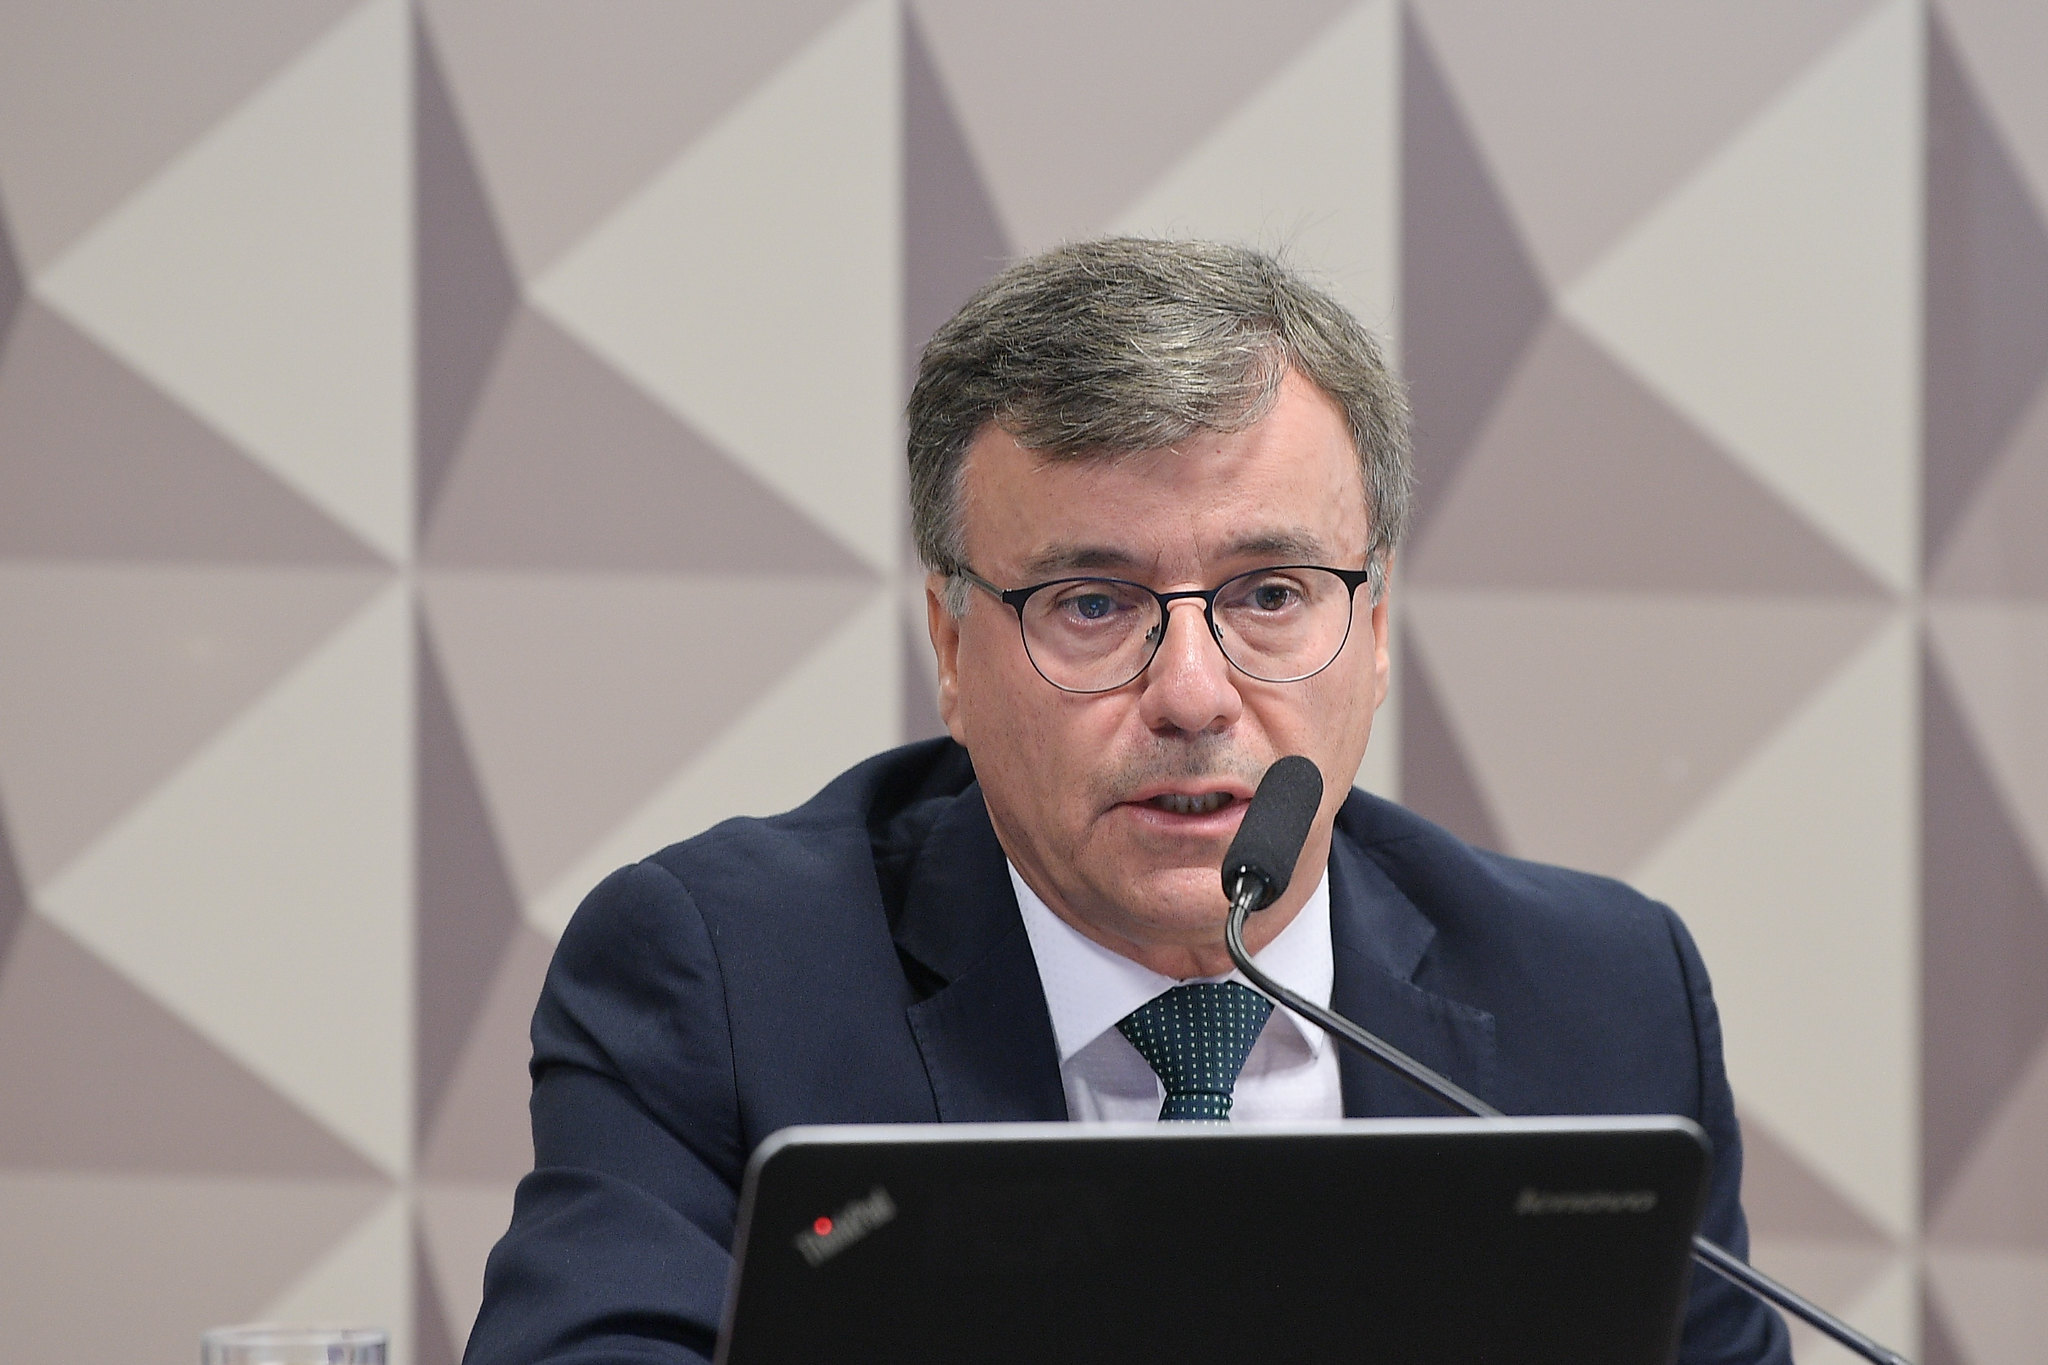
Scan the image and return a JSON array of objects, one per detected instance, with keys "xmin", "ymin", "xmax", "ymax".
[{"xmin": 717, "ymin": 1115, "xmax": 1711, "ymax": 1365}]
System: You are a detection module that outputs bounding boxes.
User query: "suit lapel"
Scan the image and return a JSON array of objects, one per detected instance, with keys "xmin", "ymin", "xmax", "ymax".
[
  {"xmin": 1328, "ymin": 830, "xmax": 1499, "ymax": 1118},
  {"xmin": 894, "ymin": 785, "xmax": 1068, "ymax": 1122}
]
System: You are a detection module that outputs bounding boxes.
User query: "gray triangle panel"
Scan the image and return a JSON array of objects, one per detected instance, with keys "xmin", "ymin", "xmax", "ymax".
[
  {"xmin": 0, "ymin": 915, "xmax": 382, "ymax": 1177},
  {"xmin": 1395, "ymin": 622, "xmax": 1505, "ymax": 854},
  {"xmin": 0, "ymin": 791, "xmax": 24, "ymax": 968},
  {"xmin": 422, "ymin": 308, "xmax": 874, "ymax": 576},
  {"xmin": 0, "ymin": 188, "xmax": 20, "ymax": 351},
  {"xmin": 1739, "ymin": 1112, "xmax": 1890, "ymax": 1243},
  {"xmin": 415, "ymin": 611, "xmax": 522, "ymax": 1146},
  {"xmin": 415, "ymin": 1222, "xmax": 461, "ymax": 1365},
  {"xmin": 421, "ymin": 926, "xmax": 549, "ymax": 1180},
  {"xmin": 1924, "ymin": 12, "xmax": 2048, "ymax": 565},
  {"xmin": 0, "ymin": 303, "xmax": 385, "ymax": 564},
  {"xmin": 1920, "ymin": 1282, "xmax": 1967, "ymax": 1365},
  {"xmin": 1921, "ymin": 638, "xmax": 2048, "ymax": 1215},
  {"xmin": 415, "ymin": 9, "xmax": 520, "ymax": 532},
  {"xmin": 1931, "ymin": 381, "xmax": 2048, "ymax": 598},
  {"xmin": 903, "ymin": 6, "xmax": 1013, "ymax": 395},
  {"xmin": 1399, "ymin": 9, "xmax": 1550, "ymax": 543},
  {"xmin": 1410, "ymin": 317, "xmax": 1887, "ymax": 596}
]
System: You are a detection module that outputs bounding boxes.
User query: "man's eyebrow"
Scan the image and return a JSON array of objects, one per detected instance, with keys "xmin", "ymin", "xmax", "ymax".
[
  {"xmin": 1019, "ymin": 544, "xmax": 1142, "ymax": 578},
  {"xmin": 1221, "ymin": 530, "xmax": 1331, "ymax": 562},
  {"xmin": 1016, "ymin": 531, "xmax": 1343, "ymax": 582}
]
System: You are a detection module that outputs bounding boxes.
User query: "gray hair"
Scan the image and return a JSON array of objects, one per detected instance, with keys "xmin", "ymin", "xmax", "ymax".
[{"xmin": 907, "ymin": 237, "xmax": 1411, "ymax": 616}]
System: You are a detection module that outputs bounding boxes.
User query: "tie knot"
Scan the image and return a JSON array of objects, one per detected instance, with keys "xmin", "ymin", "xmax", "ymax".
[{"xmin": 1116, "ymin": 981, "xmax": 1275, "ymax": 1121}]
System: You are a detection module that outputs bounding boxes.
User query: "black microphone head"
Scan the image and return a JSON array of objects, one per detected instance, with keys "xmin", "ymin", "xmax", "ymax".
[{"xmin": 1221, "ymin": 755, "xmax": 1325, "ymax": 912}]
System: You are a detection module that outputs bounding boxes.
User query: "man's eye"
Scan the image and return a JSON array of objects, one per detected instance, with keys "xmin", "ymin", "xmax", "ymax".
[
  {"xmin": 1067, "ymin": 594, "xmax": 1117, "ymax": 620},
  {"xmin": 1250, "ymin": 583, "xmax": 1301, "ymax": 611}
]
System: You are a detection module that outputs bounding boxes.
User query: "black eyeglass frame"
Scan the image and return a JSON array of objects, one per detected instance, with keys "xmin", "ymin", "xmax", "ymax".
[{"xmin": 953, "ymin": 563, "xmax": 1379, "ymax": 694}]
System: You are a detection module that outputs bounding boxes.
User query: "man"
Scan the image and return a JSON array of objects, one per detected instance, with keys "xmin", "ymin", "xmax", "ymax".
[{"xmin": 465, "ymin": 238, "xmax": 1791, "ymax": 1363}]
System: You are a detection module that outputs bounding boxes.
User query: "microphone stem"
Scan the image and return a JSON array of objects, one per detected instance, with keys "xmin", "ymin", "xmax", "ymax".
[{"xmin": 1223, "ymin": 895, "xmax": 1915, "ymax": 1365}]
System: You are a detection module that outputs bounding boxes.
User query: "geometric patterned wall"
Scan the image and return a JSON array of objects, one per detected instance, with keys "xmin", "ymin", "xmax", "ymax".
[{"xmin": 0, "ymin": 4, "xmax": 2040, "ymax": 1364}]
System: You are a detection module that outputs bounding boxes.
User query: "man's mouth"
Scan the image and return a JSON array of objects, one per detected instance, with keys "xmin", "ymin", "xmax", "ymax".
[{"xmin": 1144, "ymin": 792, "xmax": 1236, "ymax": 816}]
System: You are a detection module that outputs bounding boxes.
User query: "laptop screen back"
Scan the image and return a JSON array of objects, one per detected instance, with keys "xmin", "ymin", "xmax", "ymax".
[{"xmin": 718, "ymin": 1116, "xmax": 1710, "ymax": 1365}]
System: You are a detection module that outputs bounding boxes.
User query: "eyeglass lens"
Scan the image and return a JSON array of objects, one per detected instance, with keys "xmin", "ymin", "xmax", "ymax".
[{"xmin": 1017, "ymin": 567, "xmax": 1357, "ymax": 692}]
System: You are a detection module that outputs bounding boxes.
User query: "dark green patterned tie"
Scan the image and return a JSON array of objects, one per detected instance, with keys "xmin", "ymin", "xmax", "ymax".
[{"xmin": 1116, "ymin": 982, "xmax": 1275, "ymax": 1121}]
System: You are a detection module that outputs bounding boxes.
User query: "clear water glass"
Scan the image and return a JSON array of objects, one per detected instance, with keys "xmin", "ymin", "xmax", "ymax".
[{"xmin": 201, "ymin": 1325, "xmax": 387, "ymax": 1365}]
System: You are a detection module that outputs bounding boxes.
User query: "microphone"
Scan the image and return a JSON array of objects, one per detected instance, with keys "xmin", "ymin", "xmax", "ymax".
[
  {"xmin": 1219, "ymin": 756, "xmax": 1915, "ymax": 1365},
  {"xmin": 1222, "ymin": 755, "xmax": 1323, "ymax": 913}
]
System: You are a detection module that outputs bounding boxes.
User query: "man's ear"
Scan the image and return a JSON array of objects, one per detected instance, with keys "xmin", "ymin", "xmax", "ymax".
[
  {"xmin": 1369, "ymin": 551, "xmax": 1394, "ymax": 711},
  {"xmin": 925, "ymin": 574, "xmax": 967, "ymax": 742}
]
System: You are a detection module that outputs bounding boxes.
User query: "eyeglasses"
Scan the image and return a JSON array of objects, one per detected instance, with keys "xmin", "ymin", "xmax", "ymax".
[{"xmin": 956, "ymin": 564, "xmax": 1377, "ymax": 694}]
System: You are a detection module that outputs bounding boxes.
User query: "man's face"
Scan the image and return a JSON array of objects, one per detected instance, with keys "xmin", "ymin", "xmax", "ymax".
[{"xmin": 927, "ymin": 371, "xmax": 1391, "ymax": 976}]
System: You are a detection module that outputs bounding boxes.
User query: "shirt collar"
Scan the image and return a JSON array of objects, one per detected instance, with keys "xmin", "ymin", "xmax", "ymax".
[{"xmin": 1011, "ymin": 860, "xmax": 1334, "ymax": 1066}]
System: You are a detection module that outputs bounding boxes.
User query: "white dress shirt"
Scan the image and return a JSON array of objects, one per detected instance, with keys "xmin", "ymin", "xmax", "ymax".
[{"xmin": 1010, "ymin": 862, "xmax": 1344, "ymax": 1122}]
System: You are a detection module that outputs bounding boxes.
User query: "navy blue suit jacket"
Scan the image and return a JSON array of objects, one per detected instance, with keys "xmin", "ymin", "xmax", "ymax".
[{"xmin": 466, "ymin": 738, "xmax": 1790, "ymax": 1364}]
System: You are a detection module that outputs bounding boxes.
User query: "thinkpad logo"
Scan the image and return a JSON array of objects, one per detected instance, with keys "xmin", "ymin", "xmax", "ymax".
[
  {"xmin": 794, "ymin": 1187, "xmax": 897, "ymax": 1267},
  {"xmin": 1515, "ymin": 1187, "xmax": 1658, "ymax": 1216}
]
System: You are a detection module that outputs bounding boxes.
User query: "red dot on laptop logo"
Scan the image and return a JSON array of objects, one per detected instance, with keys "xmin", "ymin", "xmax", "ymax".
[{"xmin": 813, "ymin": 1217, "xmax": 833, "ymax": 1236}]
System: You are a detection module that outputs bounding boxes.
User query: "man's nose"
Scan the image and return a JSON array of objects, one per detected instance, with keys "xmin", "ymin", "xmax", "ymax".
[{"xmin": 1136, "ymin": 599, "xmax": 1243, "ymax": 734}]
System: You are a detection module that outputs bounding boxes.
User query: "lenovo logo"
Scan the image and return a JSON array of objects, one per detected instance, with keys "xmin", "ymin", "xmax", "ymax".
[{"xmin": 1515, "ymin": 1187, "xmax": 1658, "ymax": 1216}]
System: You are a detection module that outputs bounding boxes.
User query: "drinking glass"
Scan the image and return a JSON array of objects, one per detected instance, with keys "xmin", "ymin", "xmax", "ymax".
[{"xmin": 201, "ymin": 1325, "xmax": 387, "ymax": 1365}]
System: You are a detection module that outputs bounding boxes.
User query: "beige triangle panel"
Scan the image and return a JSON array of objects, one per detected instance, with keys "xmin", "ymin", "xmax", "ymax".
[
  {"xmin": 423, "ymin": 309, "xmax": 873, "ymax": 577},
  {"xmin": 1109, "ymin": 0, "xmax": 1400, "ymax": 343},
  {"xmin": 0, "ymin": 302, "xmax": 383, "ymax": 565},
  {"xmin": 419, "ymin": 570, "xmax": 876, "ymax": 904},
  {"xmin": 1923, "ymin": 12, "xmax": 2048, "ymax": 569},
  {"xmin": 1920, "ymin": 637, "xmax": 2048, "ymax": 1215},
  {"xmin": 29, "ymin": 583, "xmax": 414, "ymax": 1178},
  {"xmin": 0, "ymin": 563, "xmax": 387, "ymax": 889},
  {"xmin": 1410, "ymin": 316, "xmax": 1884, "ymax": 596},
  {"xmin": 36, "ymin": 0, "xmax": 414, "ymax": 566},
  {"xmin": 415, "ymin": 616, "xmax": 523, "ymax": 1147},
  {"xmin": 0, "ymin": 1171, "xmax": 386, "ymax": 1365},
  {"xmin": 419, "ymin": 0, "xmax": 855, "ymax": 277},
  {"xmin": 902, "ymin": 5, "xmax": 1013, "ymax": 392},
  {"xmin": 1399, "ymin": 8, "xmax": 1550, "ymax": 544},
  {"xmin": 1393, "ymin": 622, "xmax": 1504, "ymax": 853},
  {"xmin": 909, "ymin": 0, "xmax": 1353, "ymax": 252},
  {"xmin": 1404, "ymin": 591, "xmax": 1888, "ymax": 875},
  {"xmin": 528, "ymin": 0, "xmax": 904, "ymax": 575},
  {"xmin": 0, "ymin": 0, "xmax": 355, "ymax": 272},
  {"xmin": 1932, "ymin": 380, "xmax": 2048, "ymax": 598},
  {"xmin": 421, "ymin": 926, "xmax": 552, "ymax": 1181},
  {"xmin": 414, "ymin": 9, "xmax": 520, "ymax": 531},
  {"xmin": 1931, "ymin": 1034, "xmax": 2048, "ymax": 1249},
  {"xmin": 1409, "ymin": 0, "xmax": 1879, "ymax": 289},
  {"xmin": 0, "ymin": 916, "xmax": 381, "ymax": 1178},
  {"xmin": 1562, "ymin": 0, "xmax": 1920, "ymax": 594}
]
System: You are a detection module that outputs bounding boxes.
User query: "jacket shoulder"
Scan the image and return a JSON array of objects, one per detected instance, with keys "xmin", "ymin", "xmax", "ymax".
[
  {"xmin": 1335, "ymin": 788, "xmax": 1691, "ymax": 974},
  {"xmin": 633, "ymin": 737, "xmax": 976, "ymax": 912}
]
